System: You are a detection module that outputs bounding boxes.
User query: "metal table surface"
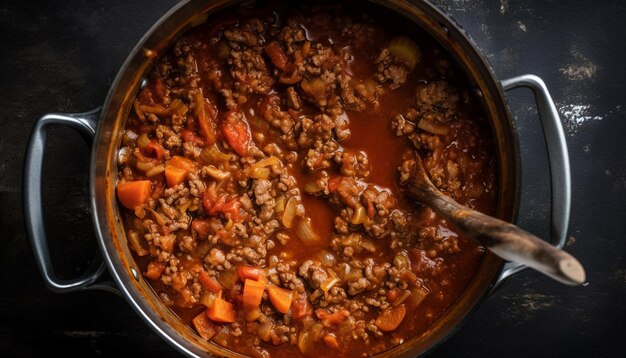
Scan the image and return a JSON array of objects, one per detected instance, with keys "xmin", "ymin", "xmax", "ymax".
[{"xmin": 1, "ymin": 0, "xmax": 624, "ymax": 356}]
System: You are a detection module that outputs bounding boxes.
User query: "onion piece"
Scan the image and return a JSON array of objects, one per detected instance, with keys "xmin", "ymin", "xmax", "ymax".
[
  {"xmin": 387, "ymin": 36, "xmax": 421, "ymax": 70},
  {"xmin": 250, "ymin": 156, "xmax": 280, "ymax": 169},
  {"xmin": 350, "ymin": 205, "xmax": 367, "ymax": 225},
  {"xmin": 218, "ymin": 267, "xmax": 238, "ymax": 289},
  {"xmin": 127, "ymin": 229, "xmax": 148, "ymax": 256},
  {"xmin": 250, "ymin": 167, "xmax": 270, "ymax": 179},
  {"xmin": 295, "ymin": 217, "xmax": 321, "ymax": 245},
  {"xmin": 417, "ymin": 117, "xmax": 449, "ymax": 135},
  {"xmin": 274, "ymin": 195, "xmax": 285, "ymax": 213},
  {"xmin": 281, "ymin": 196, "xmax": 298, "ymax": 229},
  {"xmin": 258, "ymin": 322, "xmax": 273, "ymax": 342}
]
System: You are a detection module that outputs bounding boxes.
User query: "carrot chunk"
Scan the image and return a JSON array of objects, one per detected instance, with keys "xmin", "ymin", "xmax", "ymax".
[
  {"xmin": 199, "ymin": 270, "xmax": 223, "ymax": 293},
  {"xmin": 237, "ymin": 265, "xmax": 268, "ymax": 283},
  {"xmin": 145, "ymin": 260, "xmax": 166, "ymax": 281},
  {"xmin": 164, "ymin": 165, "xmax": 187, "ymax": 187},
  {"xmin": 243, "ymin": 279, "xmax": 266, "ymax": 309},
  {"xmin": 164, "ymin": 155, "xmax": 196, "ymax": 187},
  {"xmin": 268, "ymin": 285, "xmax": 293, "ymax": 314},
  {"xmin": 207, "ymin": 293, "xmax": 236, "ymax": 323},
  {"xmin": 192, "ymin": 310, "xmax": 217, "ymax": 340},
  {"xmin": 374, "ymin": 304, "xmax": 406, "ymax": 332},
  {"xmin": 117, "ymin": 180, "xmax": 151, "ymax": 209}
]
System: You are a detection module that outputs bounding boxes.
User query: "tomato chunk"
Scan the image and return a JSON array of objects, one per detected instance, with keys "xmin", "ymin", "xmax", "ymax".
[{"xmin": 221, "ymin": 111, "xmax": 251, "ymax": 157}]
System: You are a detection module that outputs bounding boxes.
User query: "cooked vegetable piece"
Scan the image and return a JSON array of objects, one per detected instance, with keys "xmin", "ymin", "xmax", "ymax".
[
  {"xmin": 164, "ymin": 165, "xmax": 187, "ymax": 187},
  {"xmin": 117, "ymin": 180, "xmax": 151, "ymax": 209},
  {"xmin": 237, "ymin": 265, "xmax": 268, "ymax": 283},
  {"xmin": 195, "ymin": 93, "xmax": 217, "ymax": 145},
  {"xmin": 264, "ymin": 41, "xmax": 289, "ymax": 70},
  {"xmin": 374, "ymin": 304, "xmax": 406, "ymax": 332},
  {"xmin": 315, "ymin": 309, "xmax": 350, "ymax": 327},
  {"xmin": 145, "ymin": 260, "xmax": 166, "ymax": 280},
  {"xmin": 387, "ymin": 36, "xmax": 421, "ymax": 69},
  {"xmin": 243, "ymin": 279, "xmax": 266, "ymax": 309},
  {"xmin": 192, "ymin": 311, "xmax": 217, "ymax": 340},
  {"xmin": 199, "ymin": 270, "xmax": 224, "ymax": 293},
  {"xmin": 268, "ymin": 285, "xmax": 293, "ymax": 314},
  {"xmin": 221, "ymin": 111, "xmax": 251, "ymax": 157},
  {"xmin": 207, "ymin": 293, "xmax": 237, "ymax": 323}
]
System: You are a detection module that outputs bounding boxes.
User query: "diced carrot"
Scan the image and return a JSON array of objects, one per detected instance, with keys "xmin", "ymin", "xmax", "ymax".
[
  {"xmin": 145, "ymin": 260, "xmax": 166, "ymax": 281},
  {"xmin": 243, "ymin": 279, "xmax": 266, "ymax": 310},
  {"xmin": 117, "ymin": 180, "xmax": 152, "ymax": 209},
  {"xmin": 268, "ymin": 285, "xmax": 293, "ymax": 314},
  {"xmin": 315, "ymin": 308, "xmax": 350, "ymax": 327},
  {"xmin": 221, "ymin": 111, "xmax": 251, "ymax": 157},
  {"xmin": 195, "ymin": 93, "xmax": 217, "ymax": 145},
  {"xmin": 165, "ymin": 165, "xmax": 187, "ymax": 187},
  {"xmin": 169, "ymin": 155, "xmax": 196, "ymax": 172},
  {"xmin": 237, "ymin": 265, "xmax": 268, "ymax": 284},
  {"xmin": 291, "ymin": 294, "xmax": 313, "ymax": 320},
  {"xmin": 264, "ymin": 41, "xmax": 289, "ymax": 70},
  {"xmin": 207, "ymin": 294, "xmax": 237, "ymax": 323},
  {"xmin": 180, "ymin": 129, "xmax": 205, "ymax": 146},
  {"xmin": 199, "ymin": 270, "xmax": 223, "ymax": 293},
  {"xmin": 192, "ymin": 310, "xmax": 217, "ymax": 340},
  {"xmin": 165, "ymin": 155, "xmax": 196, "ymax": 187},
  {"xmin": 374, "ymin": 304, "xmax": 406, "ymax": 332},
  {"xmin": 322, "ymin": 333, "xmax": 339, "ymax": 349}
]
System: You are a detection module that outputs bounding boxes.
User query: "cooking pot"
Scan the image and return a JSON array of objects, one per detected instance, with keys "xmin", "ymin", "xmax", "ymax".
[{"xmin": 23, "ymin": 0, "xmax": 571, "ymax": 356}]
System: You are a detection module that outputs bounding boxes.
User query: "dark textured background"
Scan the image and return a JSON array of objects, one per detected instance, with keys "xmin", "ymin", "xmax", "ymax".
[{"xmin": 1, "ymin": 0, "xmax": 625, "ymax": 356}]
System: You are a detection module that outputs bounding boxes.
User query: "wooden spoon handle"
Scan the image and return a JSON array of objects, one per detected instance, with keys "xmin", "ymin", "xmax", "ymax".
[{"xmin": 408, "ymin": 184, "xmax": 586, "ymax": 285}]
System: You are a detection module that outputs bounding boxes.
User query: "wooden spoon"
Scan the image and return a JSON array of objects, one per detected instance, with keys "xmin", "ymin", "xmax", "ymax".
[{"xmin": 404, "ymin": 154, "xmax": 586, "ymax": 286}]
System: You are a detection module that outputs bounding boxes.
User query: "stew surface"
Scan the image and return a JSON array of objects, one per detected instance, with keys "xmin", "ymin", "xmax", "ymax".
[{"xmin": 115, "ymin": 1, "xmax": 497, "ymax": 357}]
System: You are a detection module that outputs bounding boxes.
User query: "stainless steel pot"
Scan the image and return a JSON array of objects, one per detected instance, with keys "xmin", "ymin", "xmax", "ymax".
[{"xmin": 23, "ymin": 0, "xmax": 571, "ymax": 356}]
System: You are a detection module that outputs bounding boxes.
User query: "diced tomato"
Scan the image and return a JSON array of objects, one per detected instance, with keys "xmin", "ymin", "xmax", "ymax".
[
  {"xmin": 291, "ymin": 294, "xmax": 313, "ymax": 320},
  {"xmin": 315, "ymin": 308, "xmax": 350, "ymax": 327},
  {"xmin": 192, "ymin": 218, "xmax": 211, "ymax": 238},
  {"xmin": 202, "ymin": 189, "xmax": 241, "ymax": 221},
  {"xmin": 143, "ymin": 141, "xmax": 166, "ymax": 160},
  {"xmin": 221, "ymin": 111, "xmax": 251, "ymax": 157},
  {"xmin": 180, "ymin": 129, "xmax": 205, "ymax": 146},
  {"xmin": 328, "ymin": 176, "xmax": 342, "ymax": 192}
]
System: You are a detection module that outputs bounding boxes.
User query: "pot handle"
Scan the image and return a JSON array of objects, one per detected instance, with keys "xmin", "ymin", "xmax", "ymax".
[
  {"xmin": 494, "ymin": 74, "xmax": 572, "ymax": 288},
  {"xmin": 24, "ymin": 108, "xmax": 117, "ymax": 294}
]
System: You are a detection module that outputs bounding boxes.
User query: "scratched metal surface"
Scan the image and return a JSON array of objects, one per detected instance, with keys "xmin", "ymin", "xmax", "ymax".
[{"xmin": 0, "ymin": 0, "xmax": 624, "ymax": 356}]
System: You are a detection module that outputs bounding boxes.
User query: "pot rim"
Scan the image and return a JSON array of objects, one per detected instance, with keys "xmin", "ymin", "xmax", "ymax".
[{"xmin": 89, "ymin": 0, "xmax": 521, "ymax": 357}]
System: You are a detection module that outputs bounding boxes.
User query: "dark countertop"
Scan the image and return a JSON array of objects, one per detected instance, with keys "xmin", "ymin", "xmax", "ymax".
[{"xmin": 1, "ymin": 0, "xmax": 624, "ymax": 356}]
